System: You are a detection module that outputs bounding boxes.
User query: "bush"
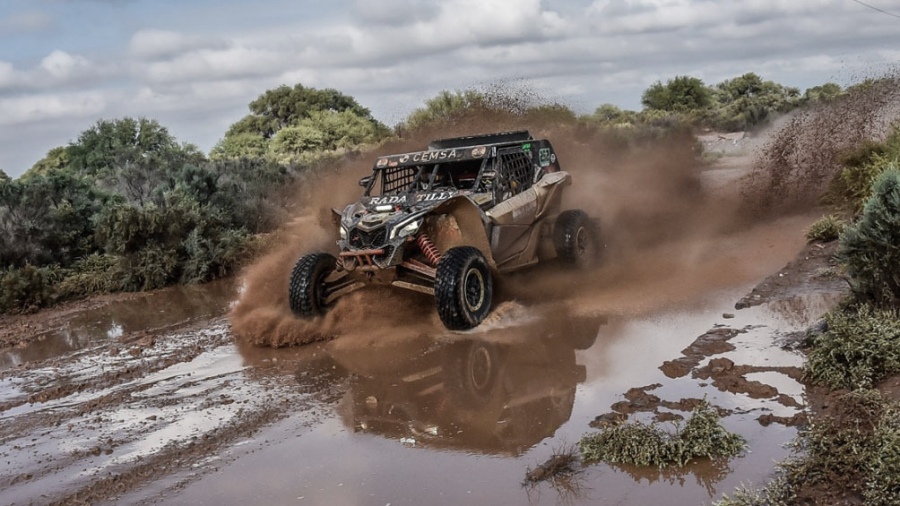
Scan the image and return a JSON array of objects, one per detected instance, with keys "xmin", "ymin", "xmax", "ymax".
[
  {"xmin": 180, "ymin": 227, "xmax": 251, "ymax": 284},
  {"xmin": 122, "ymin": 245, "xmax": 180, "ymax": 291},
  {"xmin": 826, "ymin": 125, "xmax": 900, "ymax": 213},
  {"xmin": 717, "ymin": 390, "xmax": 900, "ymax": 506},
  {"xmin": 579, "ymin": 399, "xmax": 745, "ymax": 468},
  {"xmin": 0, "ymin": 264, "xmax": 62, "ymax": 313},
  {"xmin": 839, "ymin": 168, "xmax": 900, "ymax": 306},
  {"xmin": 867, "ymin": 404, "xmax": 900, "ymax": 505},
  {"xmin": 805, "ymin": 305, "xmax": 900, "ymax": 390},
  {"xmin": 580, "ymin": 419, "xmax": 671, "ymax": 467},
  {"xmin": 715, "ymin": 475, "xmax": 794, "ymax": 506},
  {"xmin": 805, "ymin": 214, "xmax": 845, "ymax": 242},
  {"xmin": 56, "ymin": 254, "xmax": 126, "ymax": 297}
]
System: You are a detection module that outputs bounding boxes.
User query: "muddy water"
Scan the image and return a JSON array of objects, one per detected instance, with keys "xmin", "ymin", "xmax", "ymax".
[
  {"xmin": 163, "ymin": 292, "xmax": 832, "ymax": 506},
  {"xmin": 0, "ymin": 280, "xmax": 237, "ymax": 370},
  {"xmin": 0, "ymin": 213, "xmax": 841, "ymax": 506}
]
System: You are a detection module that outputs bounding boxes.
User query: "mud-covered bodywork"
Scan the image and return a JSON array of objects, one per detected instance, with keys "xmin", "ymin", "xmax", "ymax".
[
  {"xmin": 290, "ymin": 130, "xmax": 600, "ymax": 330},
  {"xmin": 337, "ymin": 131, "xmax": 567, "ymax": 273}
]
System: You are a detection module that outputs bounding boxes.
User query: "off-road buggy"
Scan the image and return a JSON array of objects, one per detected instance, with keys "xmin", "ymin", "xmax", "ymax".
[{"xmin": 289, "ymin": 131, "xmax": 599, "ymax": 330}]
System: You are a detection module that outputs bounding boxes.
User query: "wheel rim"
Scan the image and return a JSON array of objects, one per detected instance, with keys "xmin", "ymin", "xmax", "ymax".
[
  {"xmin": 463, "ymin": 266, "xmax": 485, "ymax": 312},
  {"xmin": 575, "ymin": 226, "xmax": 588, "ymax": 258},
  {"xmin": 314, "ymin": 270, "xmax": 331, "ymax": 312},
  {"xmin": 469, "ymin": 346, "xmax": 493, "ymax": 391}
]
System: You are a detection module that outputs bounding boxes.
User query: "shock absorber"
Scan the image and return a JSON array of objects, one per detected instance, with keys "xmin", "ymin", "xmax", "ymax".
[{"xmin": 416, "ymin": 232, "xmax": 442, "ymax": 266}]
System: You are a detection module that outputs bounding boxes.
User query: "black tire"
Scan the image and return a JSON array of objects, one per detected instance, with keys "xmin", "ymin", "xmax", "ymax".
[
  {"xmin": 435, "ymin": 246, "xmax": 493, "ymax": 330},
  {"xmin": 445, "ymin": 341, "xmax": 499, "ymax": 409},
  {"xmin": 289, "ymin": 253, "xmax": 337, "ymax": 317},
  {"xmin": 553, "ymin": 209, "xmax": 599, "ymax": 268}
]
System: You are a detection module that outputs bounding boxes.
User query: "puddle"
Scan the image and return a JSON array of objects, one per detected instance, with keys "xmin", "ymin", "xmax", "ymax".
[
  {"xmin": 161, "ymin": 288, "xmax": 840, "ymax": 506},
  {"xmin": 0, "ymin": 279, "xmax": 238, "ymax": 370}
]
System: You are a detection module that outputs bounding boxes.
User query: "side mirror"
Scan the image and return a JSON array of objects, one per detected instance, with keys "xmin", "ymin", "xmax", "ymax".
[{"xmin": 358, "ymin": 175, "xmax": 373, "ymax": 188}]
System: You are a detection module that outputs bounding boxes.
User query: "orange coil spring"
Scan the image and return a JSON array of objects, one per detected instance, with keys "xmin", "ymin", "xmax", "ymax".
[{"xmin": 416, "ymin": 233, "xmax": 441, "ymax": 266}]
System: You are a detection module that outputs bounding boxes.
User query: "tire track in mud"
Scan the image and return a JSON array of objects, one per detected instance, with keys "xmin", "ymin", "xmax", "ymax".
[{"xmin": 0, "ymin": 313, "xmax": 345, "ymax": 505}]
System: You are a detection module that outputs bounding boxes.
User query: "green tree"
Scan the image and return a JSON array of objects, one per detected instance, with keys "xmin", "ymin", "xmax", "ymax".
[
  {"xmin": 403, "ymin": 90, "xmax": 489, "ymax": 131},
  {"xmin": 0, "ymin": 168, "xmax": 116, "ymax": 268},
  {"xmin": 712, "ymin": 73, "xmax": 801, "ymax": 130},
  {"xmin": 641, "ymin": 76, "xmax": 712, "ymax": 113},
  {"xmin": 204, "ymin": 157, "xmax": 289, "ymax": 233},
  {"xmin": 210, "ymin": 132, "xmax": 268, "ymax": 160},
  {"xmin": 840, "ymin": 168, "xmax": 900, "ymax": 307},
  {"xmin": 246, "ymin": 85, "xmax": 377, "ymax": 137},
  {"xmin": 803, "ymin": 82, "xmax": 844, "ymax": 104},
  {"xmin": 224, "ymin": 83, "xmax": 386, "ymax": 140},
  {"xmin": 67, "ymin": 117, "xmax": 204, "ymax": 206},
  {"xmin": 25, "ymin": 146, "xmax": 69, "ymax": 179},
  {"xmin": 591, "ymin": 103, "xmax": 636, "ymax": 124},
  {"xmin": 220, "ymin": 83, "xmax": 390, "ymax": 159}
]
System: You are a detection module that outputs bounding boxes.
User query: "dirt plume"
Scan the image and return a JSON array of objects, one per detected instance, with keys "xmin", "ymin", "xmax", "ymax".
[
  {"xmin": 230, "ymin": 81, "xmax": 900, "ymax": 347},
  {"xmin": 229, "ymin": 117, "xmax": 713, "ymax": 346},
  {"xmin": 742, "ymin": 75, "xmax": 900, "ymax": 217}
]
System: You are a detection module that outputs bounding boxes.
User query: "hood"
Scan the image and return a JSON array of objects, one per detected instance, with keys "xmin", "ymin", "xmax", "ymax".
[{"xmin": 342, "ymin": 189, "xmax": 463, "ymax": 232}]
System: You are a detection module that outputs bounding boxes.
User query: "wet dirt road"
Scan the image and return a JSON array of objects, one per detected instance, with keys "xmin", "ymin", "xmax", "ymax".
[{"xmin": 0, "ymin": 210, "xmax": 845, "ymax": 505}]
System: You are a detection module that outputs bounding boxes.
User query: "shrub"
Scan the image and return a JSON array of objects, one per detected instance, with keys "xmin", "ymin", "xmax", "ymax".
[
  {"xmin": 804, "ymin": 305, "xmax": 900, "ymax": 390},
  {"xmin": 0, "ymin": 264, "xmax": 62, "ymax": 313},
  {"xmin": 180, "ymin": 227, "xmax": 251, "ymax": 283},
  {"xmin": 839, "ymin": 168, "xmax": 900, "ymax": 306},
  {"xmin": 716, "ymin": 476, "xmax": 794, "ymax": 506},
  {"xmin": 579, "ymin": 399, "xmax": 745, "ymax": 468},
  {"xmin": 120, "ymin": 246, "xmax": 180, "ymax": 291},
  {"xmin": 580, "ymin": 419, "xmax": 671, "ymax": 467},
  {"xmin": 826, "ymin": 125, "xmax": 900, "ymax": 213},
  {"xmin": 56, "ymin": 254, "xmax": 126, "ymax": 297},
  {"xmin": 805, "ymin": 214, "xmax": 845, "ymax": 242},
  {"xmin": 866, "ymin": 404, "xmax": 900, "ymax": 505},
  {"xmin": 717, "ymin": 390, "xmax": 900, "ymax": 506}
]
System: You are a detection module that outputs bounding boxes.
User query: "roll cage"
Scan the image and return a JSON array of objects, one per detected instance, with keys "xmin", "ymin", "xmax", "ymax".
[{"xmin": 362, "ymin": 131, "xmax": 556, "ymax": 205}]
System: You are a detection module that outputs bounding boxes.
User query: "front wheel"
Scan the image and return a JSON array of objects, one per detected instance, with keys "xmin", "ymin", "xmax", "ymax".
[
  {"xmin": 435, "ymin": 247, "xmax": 493, "ymax": 330},
  {"xmin": 289, "ymin": 253, "xmax": 337, "ymax": 317},
  {"xmin": 553, "ymin": 209, "xmax": 599, "ymax": 268}
]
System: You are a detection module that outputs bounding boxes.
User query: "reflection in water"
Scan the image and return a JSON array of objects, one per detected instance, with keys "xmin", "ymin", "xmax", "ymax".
[
  {"xmin": 610, "ymin": 455, "xmax": 734, "ymax": 498},
  {"xmin": 762, "ymin": 291, "xmax": 845, "ymax": 329},
  {"xmin": 0, "ymin": 280, "xmax": 238, "ymax": 369},
  {"xmin": 325, "ymin": 311, "xmax": 605, "ymax": 456}
]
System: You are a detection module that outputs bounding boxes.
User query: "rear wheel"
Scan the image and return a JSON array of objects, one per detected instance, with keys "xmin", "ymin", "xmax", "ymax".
[
  {"xmin": 553, "ymin": 210, "xmax": 599, "ymax": 268},
  {"xmin": 435, "ymin": 247, "xmax": 493, "ymax": 330},
  {"xmin": 289, "ymin": 253, "xmax": 337, "ymax": 317}
]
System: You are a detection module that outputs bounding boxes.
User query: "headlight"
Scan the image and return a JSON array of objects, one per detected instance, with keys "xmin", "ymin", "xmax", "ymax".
[{"xmin": 390, "ymin": 219, "xmax": 422, "ymax": 240}]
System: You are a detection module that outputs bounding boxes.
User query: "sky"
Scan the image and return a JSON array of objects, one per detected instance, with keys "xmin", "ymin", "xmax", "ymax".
[{"xmin": 0, "ymin": 0, "xmax": 897, "ymax": 178}]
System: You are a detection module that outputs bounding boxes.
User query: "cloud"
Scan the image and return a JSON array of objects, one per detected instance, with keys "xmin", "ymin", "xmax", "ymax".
[
  {"xmin": 0, "ymin": 50, "xmax": 111, "ymax": 94},
  {"xmin": 129, "ymin": 29, "xmax": 230, "ymax": 60},
  {"xmin": 0, "ymin": 91, "xmax": 106, "ymax": 126},
  {"xmin": 0, "ymin": 10, "xmax": 55, "ymax": 34},
  {"xmin": 40, "ymin": 50, "xmax": 91, "ymax": 79},
  {"xmin": 135, "ymin": 45, "xmax": 285, "ymax": 84},
  {"xmin": 353, "ymin": 0, "xmax": 439, "ymax": 26},
  {"xmin": 0, "ymin": 61, "xmax": 15, "ymax": 88}
]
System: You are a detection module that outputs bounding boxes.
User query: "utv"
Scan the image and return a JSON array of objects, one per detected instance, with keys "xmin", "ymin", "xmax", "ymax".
[{"xmin": 289, "ymin": 131, "xmax": 600, "ymax": 330}]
